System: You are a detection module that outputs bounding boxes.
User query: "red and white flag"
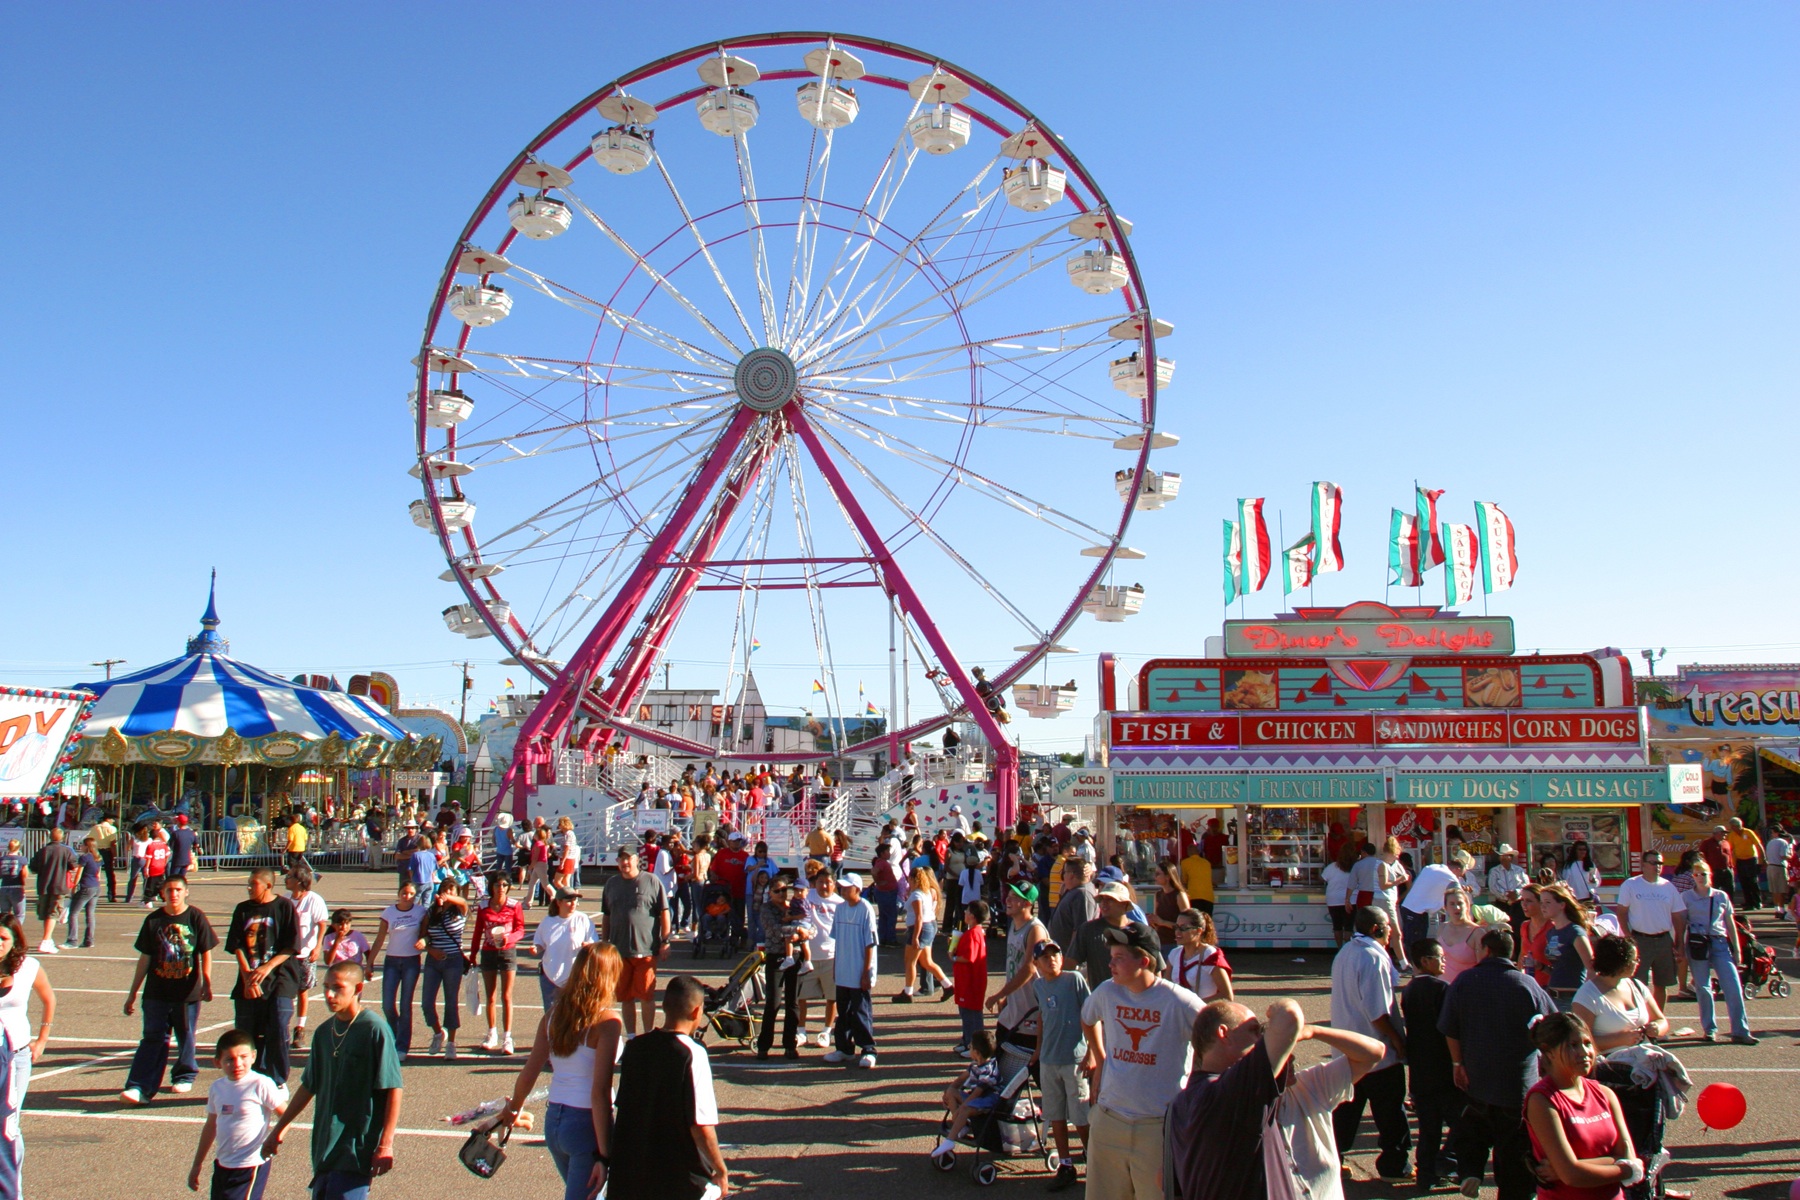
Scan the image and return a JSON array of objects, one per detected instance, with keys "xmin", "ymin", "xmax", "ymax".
[
  {"xmin": 1283, "ymin": 534, "xmax": 1316, "ymax": 595},
  {"xmin": 1474, "ymin": 501, "xmax": 1518, "ymax": 593},
  {"xmin": 1442, "ymin": 522, "xmax": 1481, "ymax": 607},
  {"xmin": 1238, "ymin": 498, "xmax": 1271, "ymax": 594},
  {"xmin": 1310, "ymin": 481, "xmax": 1344, "ymax": 574},
  {"xmin": 1388, "ymin": 509, "xmax": 1422, "ymax": 587},
  {"xmin": 1417, "ymin": 487, "xmax": 1446, "ymax": 569},
  {"xmin": 1222, "ymin": 519, "xmax": 1242, "ymax": 605}
]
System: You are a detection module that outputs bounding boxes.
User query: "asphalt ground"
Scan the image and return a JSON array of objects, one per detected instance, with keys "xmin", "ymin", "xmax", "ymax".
[{"xmin": 15, "ymin": 870, "xmax": 1800, "ymax": 1199}]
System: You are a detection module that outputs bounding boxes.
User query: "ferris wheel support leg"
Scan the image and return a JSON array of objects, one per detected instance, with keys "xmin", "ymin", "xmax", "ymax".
[
  {"xmin": 787, "ymin": 401, "xmax": 1017, "ymax": 824},
  {"xmin": 489, "ymin": 406, "xmax": 764, "ymax": 823}
]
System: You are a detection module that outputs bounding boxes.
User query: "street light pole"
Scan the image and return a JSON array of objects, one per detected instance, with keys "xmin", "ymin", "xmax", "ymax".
[{"xmin": 1640, "ymin": 647, "xmax": 1666, "ymax": 676}]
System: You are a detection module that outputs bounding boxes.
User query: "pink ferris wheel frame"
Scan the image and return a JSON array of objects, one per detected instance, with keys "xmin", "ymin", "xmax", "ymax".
[{"xmin": 411, "ymin": 32, "xmax": 1165, "ymax": 822}]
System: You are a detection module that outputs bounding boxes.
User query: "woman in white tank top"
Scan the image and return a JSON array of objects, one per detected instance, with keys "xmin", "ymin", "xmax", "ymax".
[
  {"xmin": 0, "ymin": 916, "xmax": 56, "ymax": 1199},
  {"xmin": 494, "ymin": 942, "xmax": 623, "ymax": 1200}
]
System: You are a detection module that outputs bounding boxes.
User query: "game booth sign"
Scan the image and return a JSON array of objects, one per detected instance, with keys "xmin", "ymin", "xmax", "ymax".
[
  {"xmin": 0, "ymin": 686, "xmax": 96, "ymax": 800},
  {"xmin": 1093, "ymin": 602, "xmax": 1699, "ymax": 948},
  {"xmin": 1643, "ymin": 664, "xmax": 1800, "ymax": 860}
]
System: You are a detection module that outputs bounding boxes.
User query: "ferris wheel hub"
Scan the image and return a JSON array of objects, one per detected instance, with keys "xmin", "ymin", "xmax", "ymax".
[{"xmin": 733, "ymin": 346, "xmax": 798, "ymax": 412}]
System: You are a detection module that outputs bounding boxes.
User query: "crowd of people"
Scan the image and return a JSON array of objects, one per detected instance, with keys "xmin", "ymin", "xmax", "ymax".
[{"xmin": 0, "ymin": 795, "xmax": 1793, "ymax": 1200}]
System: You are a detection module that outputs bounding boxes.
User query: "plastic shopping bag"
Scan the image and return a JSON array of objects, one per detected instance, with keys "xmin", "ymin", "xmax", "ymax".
[{"xmin": 464, "ymin": 965, "xmax": 485, "ymax": 1018}]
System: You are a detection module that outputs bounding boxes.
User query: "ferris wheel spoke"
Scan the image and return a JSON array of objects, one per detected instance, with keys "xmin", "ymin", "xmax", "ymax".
[
  {"xmin": 778, "ymin": 123, "xmax": 836, "ymax": 351},
  {"xmin": 650, "ymin": 156, "xmax": 763, "ymax": 350},
  {"xmin": 496, "ymin": 264, "xmax": 736, "ymax": 373},
  {"xmin": 458, "ymin": 348, "xmax": 730, "ymax": 389},
  {"xmin": 810, "ymin": 406, "xmax": 1113, "ymax": 544},
  {"xmin": 806, "ymin": 386, "xmax": 1132, "ymax": 440},
  {"xmin": 802, "ymin": 416, "xmax": 1048, "ymax": 642},
  {"xmin": 552, "ymin": 189, "xmax": 746, "ymax": 360},
  {"xmin": 818, "ymin": 337, "xmax": 1125, "ymax": 421},
  {"xmin": 812, "ymin": 312, "xmax": 1118, "ymax": 381},
  {"xmin": 728, "ymin": 128, "xmax": 781, "ymax": 344},
  {"xmin": 451, "ymin": 392, "xmax": 735, "ymax": 460}
]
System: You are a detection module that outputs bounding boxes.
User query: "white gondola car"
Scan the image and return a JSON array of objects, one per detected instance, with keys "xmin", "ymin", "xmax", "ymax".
[
  {"xmin": 697, "ymin": 87, "xmax": 759, "ymax": 136},
  {"xmin": 442, "ymin": 604, "xmax": 486, "ymax": 637},
  {"xmin": 796, "ymin": 81, "xmax": 858, "ymax": 129},
  {"xmin": 1081, "ymin": 583, "xmax": 1145, "ymax": 622},
  {"xmin": 907, "ymin": 106, "xmax": 971, "ymax": 154},
  {"xmin": 410, "ymin": 497, "xmax": 475, "ymax": 532},
  {"xmin": 590, "ymin": 126, "xmax": 654, "ymax": 174},
  {"xmin": 408, "ymin": 456, "xmax": 473, "ymax": 480},
  {"xmin": 1113, "ymin": 469, "xmax": 1182, "ymax": 511},
  {"xmin": 507, "ymin": 195, "xmax": 571, "ymax": 240},
  {"xmin": 1003, "ymin": 158, "xmax": 1067, "ymax": 212},
  {"xmin": 1068, "ymin": 250, "xmax": 1129, "ymax": 295},
  {"xmin": 448, "ymin": 284, "xmax": 512, "ymax": 327},
  {"xmin": 1109, "ymin": 352, "xmax": 1175, "ymax": 399},
  {"xmin": 1013, "ymin": 683, "xmax": 1077, "ymax": 718},
  {"xmin": 410, "ymin": 388, "xmax": 475, "ymax": 429}
]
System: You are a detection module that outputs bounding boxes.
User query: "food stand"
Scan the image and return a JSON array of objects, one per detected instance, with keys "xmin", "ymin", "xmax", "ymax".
[{"xmin": 1096, "ymin": 601, "xmax": 1694, "ymax": 948}]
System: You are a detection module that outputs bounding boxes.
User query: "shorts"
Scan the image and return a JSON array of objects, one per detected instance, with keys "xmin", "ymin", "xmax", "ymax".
[
  {"xmin": 35, "ymin": 893, "xmax": 63, "ymax": 922},
  {"xmin": 798, "ymin": 956, "xmax": 834, "ymax": 999},
  {"xmin": 618, "ymin": 955, "xmax": 657, "ymax": 1002},
  {"xmin": 1330, "ymin": 906, "xmax": 1355, "ymax": 934},
  {"xmin": 913, "ymin": 921, "xmax": 938, "ymax": 947},
  {"xmin": 297, "ymin": 960, "xmax": 318, "ymax": 993},
  {"xmin": 964, "ymin": 1091, "xmax": 1000, "ymax": 1112},
  {"xmin": 1039, "ymin": 1060, "xmax": 1091, "ymax": 1124},
  {"xmin": 479, "ymin": 948, "xmax": 517, "ymax": 972},
  {"xmin": 211, "ymin": 1160, "xmax": 272, "ymax": 1200},
  {"xmin": 1631, "ymin": 931, "xmax": 1677, "ymax": 986}
]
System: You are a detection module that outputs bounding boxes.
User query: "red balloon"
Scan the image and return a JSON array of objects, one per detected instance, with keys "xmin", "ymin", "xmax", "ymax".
[{"xmin": 1696, "ymin": 1082, "xmax": 1747, "ymax": 1130}]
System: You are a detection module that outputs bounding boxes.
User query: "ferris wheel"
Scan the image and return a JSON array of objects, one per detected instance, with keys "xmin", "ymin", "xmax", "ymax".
[{"xmin": 408, "ymin": 33, "xmax": 1179, "ymax": 810}]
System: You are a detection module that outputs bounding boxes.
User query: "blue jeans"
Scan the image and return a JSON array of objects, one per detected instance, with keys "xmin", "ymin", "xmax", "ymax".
[
  {"xmin": 538, "ymin": 974, "xmax": 560, "ymax": 1012},
  {"xmin": 833, "ymin": 985, "xmax": 876, "ymax": 1055},
  {"xmin": 126, "ymin": 997, "xmax": 201, "ymax": 1099},
  {"xmin": 958, "ymin": 1006, "xmax": 984, "ymax": 1046},
  {"xmin": 0, "ymin": 1038, "xmax": 29, "ymax": 1200},
  {"xmin": 234, "ymin": 993, "xmax": 294, "ymax": 1085},
  {"xmin": 65, "ymin": 887, "xmax": 99, "ymax": 946},
  {"xmin": 310, "ymin": 1170, "xmax": 371, "ymax": 1200},
  {"xmin": 544, "ymin": 1101, "xmax": 600, "ymax": 1200},
  {"xmin": 873, "ymin": 888, "xmax": 899, "ymax": 945},
  {"xmin": 125, "ymin": 857, "xmax": 144, "ymax": 903},
  {"xmin": 421, "ymin": 953, "xmax": 465, "ymax": 1035},
  {"xmin": 1691, "ymin": 937, "xmax": 1750, "ymax": 1038},
  {"xmin": 380, "ymin": 955, "xmax": 422, "ymax": 1057}
]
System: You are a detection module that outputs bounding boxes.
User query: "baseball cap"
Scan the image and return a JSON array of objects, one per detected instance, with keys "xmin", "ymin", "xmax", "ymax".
[
  {"xmin": 728, "ymin": 831, "xmax": 747, "ymax": 844},
  {"xmin": 615, "ymin": 844, "xmax": 637, "ymax": 859},
  {"xmin": 1032, "ymin": 940, "xmax": 1064, "ymax": 960},
  {"xmin": 1096, "ymin": 880, "xmax": 1133, "ymax": 903},
  {"xmin": 949, "ymin": 804, "xmax": 962, "ymax": 814},
  {"xmin": 551, "ymin": 886, "xmax": 582, "ymax": 902},
  {"xmin": 175, "ymin": 814, "xmax": 189, "ymax": 826},
  {"xmin": 1008, "ymin": 881, "xmax": 1039, "ymax": 904},
  {"xmin": 1095, "ymin": 865, "xmax": 1127, "ymax": 884},
  {"xmin": 1102, "ymin": 922, "xmax": 1162, "ymax": 964},
  {"xmin": 838, "ymin": 872, "xmax": 864, "ymax": 889}
]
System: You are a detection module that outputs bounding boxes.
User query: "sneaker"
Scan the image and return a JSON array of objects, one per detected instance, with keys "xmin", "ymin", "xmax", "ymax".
[
  {"xmin": 170, "ymin": 1081, "xmax": 194, "ymax": 1094},
  {"xmin": 778, "ymin": 955, "xmax": 796, "ymax": 970},
  {"xmin": 798, "ymin": 960, "xmax": 815, "ymax": 975},
  {"xmin": 445, "ymin": 1042, "xmax": 458, "ymax": 1061},
  {"xmin": 816, "ymin": 1030, "xmax": 831, "ymax": 1049},
  {"xmin": 503, "ymin": 1033, "xmax": 515, "ymax": 1054},
  {"xmin": 428, "ymin": 1032, "xmax": 444, "ymax": 1056},
  {"xmin": 1049, "ymin": 1163, "xmax": 1080, "ymax": 1192},
  {"xmin": 119, "ymin": 1087, "xmax": 144, "ymax": 1105},
  {"xmin": 1459, "ymin": 1178, "xmax": 1482, "ymax": 1199},
  {"xmin": 483, "ymin": 1028, "xmax": 501, "ymax": 1051},
  {"xmin": 937, "ymin": 986, "xmax": 954, "ymax": 1002},
  {"xmin": 856, "ymin": 1053, "xmax": 876, "ymax": 1069},
  {"xmin": 61, "ymin": 942, "xmax": 78, "ymax": 949},
  {"xmin": 1731, "ymin": 1034, "xmax": 1759, "ymax": 1046},
  {"xmin": 822, "ymin": 1049, "xmax": 848, "ymax": 1064},
  {"xmin": 893, "ymin": 992, "xmax": 913, "ymax": 1004},
  {"xmin": 290, "ymin": 1025, "xmax": 305, "ymax": 1049},
  {"xmin": 37, "ymin": 940, "xmax": 57, "ymax": 954},
  {"xmin": 952, "ymin": 1041, "xmax": 969, "ymax": 1056},
  {"xmin": 783, "ymin": 1047, "xmax": 800, "ymax": 1060}
]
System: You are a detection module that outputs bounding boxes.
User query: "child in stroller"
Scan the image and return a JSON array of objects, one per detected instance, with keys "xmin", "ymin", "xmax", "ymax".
[
  {"xmin": 931, "ymin": 1031, "xmax": 1001, "ymax": 1166},
  {"xmin": 1732, "ymin": 911, "xmax": 1789, "ymax": 997},
  {"xmin": 694, "ymin": 882, "xmax": 738, "ymax": 958}
]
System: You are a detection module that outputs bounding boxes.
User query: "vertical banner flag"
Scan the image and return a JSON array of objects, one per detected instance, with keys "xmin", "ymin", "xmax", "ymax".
[
  {"xmin": 1283, "ymin": 534, "xmax": 1316, "ymax": 595},
  {"xmin": 1442, "ymin": 522, "xmax": 1481, "ymax": 606},
  {"xmin": 1473, "ymin": 501, "xmax": 1518, "ymax": 593},
  {"xmin": 1310, "ymin": 482, "xmax": 1345, "ymax": 574},
  {"xmin": 1238, "ymin": 498, "xmax": 1271, "ymax": 594},
  {"xmin": 1416, "ymin": 487, "xmax": 1446, "ymax": 569},
  {"xmin": 1222, "ymin": 519, "xmax": 1242, "ymax": 605},
  {"xmin": 1388, "ymin": 509, "xmax": 1422, "ymax": 587}
]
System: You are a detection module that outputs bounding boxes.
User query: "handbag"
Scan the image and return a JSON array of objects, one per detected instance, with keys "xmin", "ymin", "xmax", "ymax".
[
  {"xmin": 1262, "ymin": 1097, "xmax": 1312, "ymax": 1200},
  {"xmin": 458, "ymin": 1122, "xmax": 509, "ymax": 1178},
  {"xmin": 1686, "ymin": 893, "xmax": 1718, "ymax": 959}
]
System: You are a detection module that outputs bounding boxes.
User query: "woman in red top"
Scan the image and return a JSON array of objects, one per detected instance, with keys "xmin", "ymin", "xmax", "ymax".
[
  {"xmin": 470, "ymin": 873, "xmax": 526, "ymax": 1054},
  {"xmin": 951, "ymin": 899, "xmax": 989, "ymax": 1053},
  {"xmin": 1518, "ymin": 884, "xmax": 1555, "ymax": 986},
  {"xmin": 1525, "ymin": 1012, "xmax": 1638, "ymax": 1200}
]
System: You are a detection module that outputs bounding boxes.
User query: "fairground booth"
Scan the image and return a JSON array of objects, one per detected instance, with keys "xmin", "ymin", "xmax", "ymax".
[{"xmin": 1090, "ymin": 601, "xmax": 1698, "ymax": 948}]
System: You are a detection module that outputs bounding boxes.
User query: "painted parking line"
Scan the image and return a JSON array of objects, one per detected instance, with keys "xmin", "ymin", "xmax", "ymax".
[
  {"xmin": 30, "ymin": 1021, "xmax": 235, "ymax": 1081},
  {"xmin": 20, "ymin": 1108, "xmax": 544, "ymax": 1144}
]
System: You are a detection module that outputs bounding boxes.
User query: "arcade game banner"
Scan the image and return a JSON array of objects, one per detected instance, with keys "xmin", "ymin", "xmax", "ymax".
[
  {"xmin": 0, "ymin": 686, "xmax": 95, "ymax": 797},
  {"xmin": 1646, "ymin": 666, "xmax": 1800, "ymax": 843}
]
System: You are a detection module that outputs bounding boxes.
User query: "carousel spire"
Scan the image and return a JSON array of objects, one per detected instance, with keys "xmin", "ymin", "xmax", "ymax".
[{"xmin": 186, "ymin": 569, "xmax": 230, "ymax": 656}]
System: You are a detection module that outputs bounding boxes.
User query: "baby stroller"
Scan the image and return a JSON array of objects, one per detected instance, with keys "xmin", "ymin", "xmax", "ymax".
[
  {"xmin": 1733, "ymin": 912, "xmax": 1789, "ymax": 998},
  {"xmin": 693, "ymin": 882, "xmax": 739, "ymax": 958},
  {"xmin": 1594, "ymin": 1055, "xmax": 1676, "ymax": 1200},
  {"xmin": 931, "ymin": 1041, "xmax": 1052, "ymax": 1187},
  {"xmin": 698, "ymin": 947, "xmax": 765, "ymax": 1050}
]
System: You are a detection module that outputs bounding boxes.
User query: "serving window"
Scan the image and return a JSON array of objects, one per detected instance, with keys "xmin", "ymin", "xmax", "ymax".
[
  {"xmin": 1246, "ymin": 806, "xmax": 1351, "ymax": 891},
  {"xmin": 1525, "ymin": 807, "xmax": 1628, "ymax": 882}
]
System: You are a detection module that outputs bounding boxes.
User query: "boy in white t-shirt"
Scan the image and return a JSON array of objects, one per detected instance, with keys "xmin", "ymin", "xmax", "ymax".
[{"xmin": 189, "ymin": 1029, "xmax": 285, "ymax": 1199}]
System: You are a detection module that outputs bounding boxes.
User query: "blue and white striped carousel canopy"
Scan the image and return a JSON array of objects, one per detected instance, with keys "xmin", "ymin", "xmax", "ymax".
[{"xmin": 74, "ymin": 653, "xmax": 408, "ymax": 742}]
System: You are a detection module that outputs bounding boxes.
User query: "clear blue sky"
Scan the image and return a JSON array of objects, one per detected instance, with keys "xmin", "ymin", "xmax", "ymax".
[{"xmin": 5, "ymin": 3, "xmax": 1795, "ymax": 753}]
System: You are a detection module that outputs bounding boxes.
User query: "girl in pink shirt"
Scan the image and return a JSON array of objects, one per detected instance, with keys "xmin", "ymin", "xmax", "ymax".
[{"xmin": 1525, "ymin": 1012, "xmax": 1637, "ymax": 1200}]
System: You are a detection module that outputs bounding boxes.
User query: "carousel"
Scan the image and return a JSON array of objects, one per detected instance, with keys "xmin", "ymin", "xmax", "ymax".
[{"xmin": 70, "ymin": 579, "xmax": 440, "ymax": 826}]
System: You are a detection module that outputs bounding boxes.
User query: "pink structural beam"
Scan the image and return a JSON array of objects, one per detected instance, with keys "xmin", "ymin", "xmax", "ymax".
[
  {"xmin": 786, "ymin": 402, "xmax": 1019, "ymax": 827},
  {"xmin": 492, "ymin": 405, "xmax": 762, "ymax": 821}
]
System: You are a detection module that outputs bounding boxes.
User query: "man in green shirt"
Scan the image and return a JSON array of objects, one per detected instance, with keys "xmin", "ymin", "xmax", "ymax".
[{"xmin": 263, "ymin": 962, "xmax": 403, "ymax": 1199}]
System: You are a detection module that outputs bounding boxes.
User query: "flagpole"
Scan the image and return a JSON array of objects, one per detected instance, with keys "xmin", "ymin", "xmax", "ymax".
[
  {"xmin": 1279, "ymin": 510, "xmax": 1286, "ymax": 614},
  {"xmin": 1413, "ymin": 478, "xmax": 1422, "ymax": 607}
]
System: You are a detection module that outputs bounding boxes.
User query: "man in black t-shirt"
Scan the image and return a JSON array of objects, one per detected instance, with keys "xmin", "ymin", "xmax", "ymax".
[
  {"xmin": 28, "ymin": 827, "xmax": 78, "ymax": 954},
  {"xmin": 1168, "ymin": 999, "xmax": 1305, "ymax": 1200},
  {"xmin": 225, "ymin": 868, "xmax": 301, "ymax": 1085},
  {"xmin": 120, "ymin": 875, "xmax": 217, "ymax": 1103},
  {"xmin": 610, "ymin": 976, "xmax": 729, "ymax": 1200},
  {"xmin": 167, "ymin": 814, "xmax": 200, "ymax": 879}
]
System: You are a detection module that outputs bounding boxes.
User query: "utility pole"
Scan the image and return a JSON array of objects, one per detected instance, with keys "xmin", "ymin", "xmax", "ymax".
[
  {"xmin": 1640, "ymin": 647, "xmax": 1666, "ymax": 677},
  {"xmin": 91, "ymin": 659, "xmax": 127, "ymax": 680},
  {"xmin": 458, "ymin": 660, "xmax": 473, "ymax": 727}
]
